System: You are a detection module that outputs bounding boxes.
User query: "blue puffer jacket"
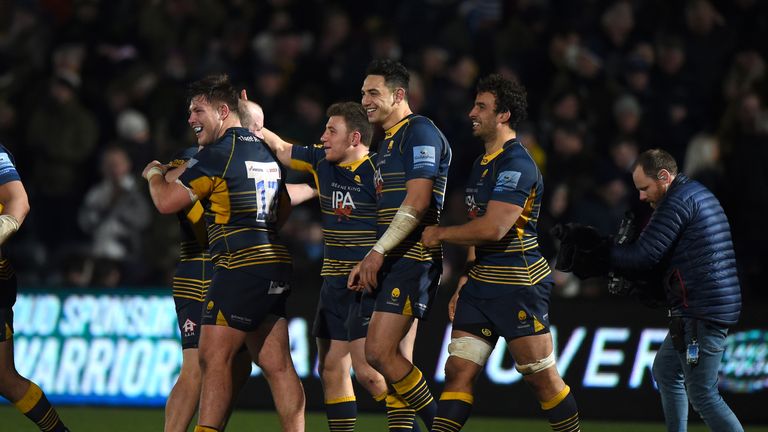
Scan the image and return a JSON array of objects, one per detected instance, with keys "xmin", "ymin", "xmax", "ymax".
[{"xmin": 610, "ymin": 174, "xmax": 741, "ymax": 326}]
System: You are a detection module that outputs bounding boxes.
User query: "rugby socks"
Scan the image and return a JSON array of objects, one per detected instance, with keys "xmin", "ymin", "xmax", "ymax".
[
  {"xmin": 384, "ymin": 391, "xmax": 419, "ymax": 431},
  {"xmin": 325, "ymin": 395, "xmax": 357, "ymax": 432},
  {"xmin": 392, "ymin": 366, "xmax": 437, "ymax": 429},
  {"xmin": 431, "ymin": 392, "xmax": 473, "ymax": 432},
  {"xmin": 541, "ymin": 385, "xmax": 580, "ymax": 432},
  {"xmin": 193, "ymin": 426, "xmax": 219, "ymax": 432},
  {"xmin": 13, "ymin": 382, "xmax": 69, "ymax": 432}
]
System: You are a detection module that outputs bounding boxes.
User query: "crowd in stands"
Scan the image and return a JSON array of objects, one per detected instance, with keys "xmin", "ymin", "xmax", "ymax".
[{"xmin": 0, "ymin": 0, "xmax": 765, "ymax": 299}]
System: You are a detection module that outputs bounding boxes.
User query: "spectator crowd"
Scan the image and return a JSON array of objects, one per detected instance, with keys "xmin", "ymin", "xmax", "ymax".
[{"xmin": 0, "ymin": 0, "xmax": 765, "ymax": 300}]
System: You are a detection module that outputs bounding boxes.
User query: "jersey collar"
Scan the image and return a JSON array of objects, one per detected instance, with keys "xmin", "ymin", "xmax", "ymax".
[
  {"xmin": 384, "ymin": 114, "xmax": 414, "ymax": 139},
  {"xmin": 338, "ymin": 155, "xmax": 370, "ymax": 172},
  {"xmin": 480, "ymin": 138, "xmax": 517, "ymax": 165}
]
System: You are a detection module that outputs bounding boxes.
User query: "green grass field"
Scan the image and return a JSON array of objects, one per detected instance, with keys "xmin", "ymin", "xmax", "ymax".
[{"xmin": 2, "ymin": 407, "xmax": 767, "ymax": 431}]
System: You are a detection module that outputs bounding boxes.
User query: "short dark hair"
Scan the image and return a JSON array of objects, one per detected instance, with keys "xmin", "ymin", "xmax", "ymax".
[
  {"xmin": 187, "ymin": 74, "xmax": 240, "ymax": 116},
  {"xmin": 365, "ymin": 59, "xmax": 410, "ymax": 94},
  {"xmin": 476, "ymin": 74, "xmax": 528, "ymax": 129},
  {"xmin": 633, "ymin": 148, "xmax": 678, "ymax": 177},
  {"xmin": 326, "ymin": 102, "xmax": 373, "ymax": 146}
]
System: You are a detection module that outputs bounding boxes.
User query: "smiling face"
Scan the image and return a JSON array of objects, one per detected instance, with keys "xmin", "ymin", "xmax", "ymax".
[
  {"xmin": 469, "ymin": 91, "xmax": 502, "ymax": 141},
  {"xmin": 320, "ymin": 115, "xmax": 358, "ymax": 163},
  {"xmin": 361, "ymin": 74, "xmax": 398, "ymax": 126},
  {"xmin": 188, "ymin": 95, "xmax": 225, "ymax": 146}
]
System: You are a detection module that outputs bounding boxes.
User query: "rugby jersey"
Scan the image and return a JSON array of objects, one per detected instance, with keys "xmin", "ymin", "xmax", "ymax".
[
  {"xmin": 179, "ymin": 127, "xmax": 291, "ymax": 280},
  {"xmin": 373, "ymin": 115, "xmax": 451, "ymax": 261},
  {"xmin": 0, "ymin": 144, "xmax": 20, "ymax": 290},
  {"xmin": 464, "ymin": 139, "xmax": 553, "ymax": 297},
  {"xmin": 290, "ymin": 144, "xmax": 377, "ymax": 276}
]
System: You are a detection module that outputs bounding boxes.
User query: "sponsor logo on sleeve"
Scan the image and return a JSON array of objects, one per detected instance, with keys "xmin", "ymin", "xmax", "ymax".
[
  {"xmin": 494, "ymin": 170, "xmax": 521, "ymax": 192},
  {"xmin": 412, "ymin": 146, "xmax": 436, "ymax": 169}
]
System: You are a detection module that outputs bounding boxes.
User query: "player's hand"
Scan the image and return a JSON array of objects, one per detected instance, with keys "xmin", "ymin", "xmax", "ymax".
[
  {"xmin": 448, "ymin": 275, "xmax": 467, "ymax": 322},
  {"xmin": 357, "ymin": 250, "xmax": 384, "ymax": 293},
  {"xmin": 142, "ymin": 161, "xmax": 167, "ymax": 181},
  {"xmin": 348, "ymin": 263, "xmax": 363, "ymax": 292},
  {"xmin": 421, "ymin": 226, "xmax": 442, "ymax": 248}
]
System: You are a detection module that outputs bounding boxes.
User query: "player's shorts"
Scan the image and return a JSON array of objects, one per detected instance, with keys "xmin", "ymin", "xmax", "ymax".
[
  {"xmin": 0, "ymin": 258, "xmax": 18, "ymax": 308},
  {"xmin": 366, "ymin": 258, "xmax": 441, "ymax": 320},
  {"xmin": 452, "ymin": 281, "xmax": 553, "ymax": 344},
  {"xmin": 202, "ymin": 265, "xmax": 290, "ymax": 332},
  {"xmin": 0, "ymin": 307, "xmax": 12, "ymax": 342},
  {"xmin": 313, "ymin": 276, "xmax": 369, "ymax": 341},
  {"xmin": 174, "ymin": 298, "xmax": 204, "ymax": 349},
  {"xmin": 172, "ymin": 260, "xmax": 211, "ymax": 349}
]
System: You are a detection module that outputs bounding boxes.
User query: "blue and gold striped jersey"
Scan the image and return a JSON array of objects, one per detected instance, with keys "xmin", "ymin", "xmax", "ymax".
[
  {"xmin": 464, "ymin": 139, "xmax": 553, "ymax": 297},
  {"xmin": 0, "ymin": 144, "xmax": 20, "ymax": 293},
  {"xmin": 374, "ymin": 114, "xmax": 451, "ymax": 261},
  {"xmin": 173, "ymin": 202, "xmax": 211, "ymax": 302},
  {"xmin": 167, "ymin": 148, "xmax": 211, "ymax": 302},
  {"xmin": 290, "ymin": 144, "xmax": 377, "ymax": 276},
  {"xmin": 0, "ymin": 144, "xmax": 21, "ymax": 188},
  {"xmin": 179, "ymin": 127, "xmax": 291, "ymax": 280}
]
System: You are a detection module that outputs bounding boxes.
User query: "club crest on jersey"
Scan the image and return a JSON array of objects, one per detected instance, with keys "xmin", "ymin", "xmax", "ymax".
[
  {"xmin": 332, "ymin": 190, "xmax": 356, "ymax": 221},
  {"xmin": 465, "ymin": 194, "xmax": 480, "ymax": 219},
  {"xmin": 374, "ymin": 169, "xmax": 384, "ymax": 198}
]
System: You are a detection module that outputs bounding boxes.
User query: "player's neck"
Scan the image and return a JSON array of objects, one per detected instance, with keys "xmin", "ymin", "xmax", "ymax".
[
  {"xmin": 382, "ymin": 105, "xmax": 413, "ymax": 130},
  {"xmin": 338, "ymin": 148, "xmax": 369, "ymax": 166},
  {"xmin": 484, "ymin": 129, "xmax": 516, "ymax": 155},
  {"xmin": 213, "ymin": 117, "xmax": 242, "ymax": 142}
]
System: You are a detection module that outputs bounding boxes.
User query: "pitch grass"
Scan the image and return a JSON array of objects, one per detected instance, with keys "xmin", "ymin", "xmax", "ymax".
[{"xmin": 1, "ymin": 406, "xmax": 767, "ymax": 431}]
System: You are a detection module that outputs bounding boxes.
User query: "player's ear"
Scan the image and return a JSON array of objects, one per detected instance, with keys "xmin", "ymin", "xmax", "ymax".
[
  {"xmin": 351, "ymin": 130, "xmax": 361, "ymax": 146},
  {"xmin": 394, "ymin": 87, "xmax": 406, "ymax": 104},
  {"xmin": 498, "ymin": 110, "xmax": 511, "ymax": 124},
  {"xmin": 218, "ymin": 103, "xmax": 230, "ymax": 119}
]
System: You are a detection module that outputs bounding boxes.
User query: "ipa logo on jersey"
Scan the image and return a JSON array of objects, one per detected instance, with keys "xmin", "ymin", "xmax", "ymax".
[{"xmin": 332, "ymin": 190, "xmax": 356, "ymax": 221}]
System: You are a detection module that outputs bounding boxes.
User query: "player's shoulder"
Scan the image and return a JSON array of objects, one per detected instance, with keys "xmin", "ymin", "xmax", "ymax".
[
  {"xmin": 495, "ymin": 142, "xmax": 539, "ymax": 178},
  {"xmin": 406, "ymin": 115, "xmax": 442, "ymax": 134}
]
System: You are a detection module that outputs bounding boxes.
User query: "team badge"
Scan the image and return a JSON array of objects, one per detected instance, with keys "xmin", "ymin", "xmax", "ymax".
[
  {"xmin": 391, "ymin": 288, "xmax": 401, "ymax": 300},
  {"xmin": 481, "ymin": 328, "xmax": 492, "ymax": 337},
  {"xmin": 518, "ymin": 310, "xmax": 527, "ymax": 321},
  {"xmin": 206, "ymin": 301, "xmax": 214, "ymax": 311}
]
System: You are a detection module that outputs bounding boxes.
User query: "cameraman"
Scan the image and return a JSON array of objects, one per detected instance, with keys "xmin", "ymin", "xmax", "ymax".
[{"xmin": 611, "ymin": 149, "xmax": 742, "ymax": 432}]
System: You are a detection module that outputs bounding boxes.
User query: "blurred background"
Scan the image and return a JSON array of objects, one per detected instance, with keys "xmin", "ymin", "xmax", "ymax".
[{"xmin": 1, "ymin": 0, "xmax": 767, "ymax": 427}]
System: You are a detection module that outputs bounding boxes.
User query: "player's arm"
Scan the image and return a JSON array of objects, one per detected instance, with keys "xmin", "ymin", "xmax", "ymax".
[
  {"xmin": 448, "ymin": 245, "xmax": 475, "ymax": 322},
  {"xmin": 371, "ymin": 177, "xmax": 433, "ymax": 255},
  {"xmin": 0, "ymin": 180, "xmax": 30, "ymax": 245},
  {"xmin": 260, "ymin": 127, "xmax": 294, "ymax": 167},
  {"xmin": 422, "ymin": 200, "xmax": 522, "ymax": 247},
  {"xmin": 286, "ymin": 183, "xmax": 317, "ymax": 206},
  {"xmin": 142, "ymin": 161, "xmax": 196, "ymax": 214},
  {"xmin": 275, "ymin": 187, "xmax": 292, "ymax": 230}
]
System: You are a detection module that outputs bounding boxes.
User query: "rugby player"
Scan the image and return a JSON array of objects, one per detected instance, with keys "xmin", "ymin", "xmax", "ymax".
[
  {"xmin": 258, "ymin": 100, "xmax": 422, "ymax": 431},
  {"xmin": 421, "ymin": 74, "xmax": 581, "ymax": 432},
  {"xmin": 0, "ymin": 143, "xmax": 71, "ymax": 431},
  {"xmin": 142, "ymin": 74, "xmax": 303, "ymax": 432},
  {"xmin": 349, "ymin": 59, "xmax": 452, "ymax": 430}
]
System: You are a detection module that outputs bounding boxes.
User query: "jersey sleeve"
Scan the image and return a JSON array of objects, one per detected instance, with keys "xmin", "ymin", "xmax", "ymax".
[
  {"xmin": 489, "ymin": 154, "xmax": 538, "ymax": 208},
  {"xmin": 290, "ymin": 144, "xmax": 325, "ymax": 174},
  {"xmin": 0, "ymin": 146, "xmax": 21, "ymax": 185},
  {"xmin": 401, "ymin": 120, "xmax": 444, "ymax": 181},
  {"xmin": 179, "ymin": 146, "xmax": 226, "ymax": 201}
]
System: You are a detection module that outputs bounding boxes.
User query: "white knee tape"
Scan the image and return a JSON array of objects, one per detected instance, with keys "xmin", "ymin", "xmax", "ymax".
[
  {"xmin": 515, "ymin": 350, "xmax": 556, "ymax": 376},
  {"xmin": 448, "ymin": 336, "xmax": 493, "ymax": 366}
]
